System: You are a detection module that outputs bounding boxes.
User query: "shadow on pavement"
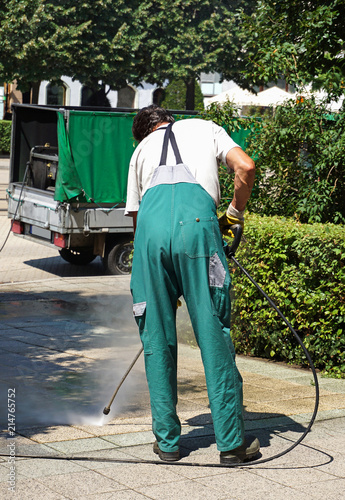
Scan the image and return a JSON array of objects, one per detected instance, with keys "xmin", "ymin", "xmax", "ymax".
[
  {"xmin": 24, "ymin": 255, "xmax": 106, "ymax": 278},
  {"xmin": 181, "ymin": 412, "xmax": 308, "ymax": 454}
]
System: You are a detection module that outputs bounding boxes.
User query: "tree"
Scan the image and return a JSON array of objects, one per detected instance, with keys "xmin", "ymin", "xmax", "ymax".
[
  {"xmin": 0, "ymin": 0, "xmax": 142, "ymax": 103},
  {"xmin": 136, "ymin": 0, "xmax": 256, "ymax": 110},
  {"xmin": 61, "ymin": 1, "xmax": 143, "ymax": 100},
  {"xmin": 0, "ymin": 1, "xmax": 81, "ymax": 101},
  {"xmin": 0, "ymin": 1, "xmax": 258, "ymax": 108},
  {"xmin": 161, "ymin": 79, "xmax": 204, "ymax": 111},
  {"xmin": 240, "ymin": 0, "xmax": 345, "ymax": 99}
]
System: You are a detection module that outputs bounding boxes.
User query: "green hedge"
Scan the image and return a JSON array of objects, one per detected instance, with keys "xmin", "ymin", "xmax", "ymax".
[
  {"xmin": 0, "ymin": 120, "xmax": 11, "ymax": 155},
  {"xmin": 230, "ymin": 214, "xmax": 345, "ymax": 378}
]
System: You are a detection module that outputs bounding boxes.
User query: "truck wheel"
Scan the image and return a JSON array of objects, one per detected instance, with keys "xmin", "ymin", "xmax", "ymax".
[
  {"xmin": 103, "ymin": 239, "xmax": 133, "ymax": 275},
  {"xmin": 59, "ymin": 248, "xmax": 96, "ymax": 265}
]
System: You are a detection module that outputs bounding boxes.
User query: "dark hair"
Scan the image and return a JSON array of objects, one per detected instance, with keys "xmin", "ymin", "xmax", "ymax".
[{"xmin": 132, "ymin": 105, "xmax": 175, "ymax": 142}]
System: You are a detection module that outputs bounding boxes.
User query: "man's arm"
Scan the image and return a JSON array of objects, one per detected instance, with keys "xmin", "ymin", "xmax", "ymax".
[
  {"xmin": 226, "ymin": 147, "xmax": 255, "ymax": 212},
  {"xmin": 126, "ymin": 211, "xmax": 138, "ymax": 237}
]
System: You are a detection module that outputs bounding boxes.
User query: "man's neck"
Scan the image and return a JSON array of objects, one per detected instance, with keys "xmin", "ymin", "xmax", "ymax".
[{"xmin": 152, "ymin": 121, "xmax": 170, "ymax": 132}]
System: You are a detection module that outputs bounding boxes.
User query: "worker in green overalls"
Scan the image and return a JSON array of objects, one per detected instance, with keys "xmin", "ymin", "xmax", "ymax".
[{"xmin": 125, "ymin": 105, "xmax": 259, "ymax": 464}]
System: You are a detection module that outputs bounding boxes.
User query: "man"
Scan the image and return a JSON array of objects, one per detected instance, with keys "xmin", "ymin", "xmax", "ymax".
[{"xmin": 125, "ymin": 105, "xmax": 259, "ymax": 464}]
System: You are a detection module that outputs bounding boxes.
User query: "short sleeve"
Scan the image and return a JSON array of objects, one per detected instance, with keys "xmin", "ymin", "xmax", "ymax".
[
  {"xmin": 124, "ymin": 156, "xmax": 140, "ymax": 215},
  {"xmin": 212, "ymin": 122, "xmax": 241, "ymax": 165}
]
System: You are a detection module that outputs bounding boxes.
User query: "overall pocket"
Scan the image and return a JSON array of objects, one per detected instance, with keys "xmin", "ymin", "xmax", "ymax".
[
  {"xmin": 179, "ymin": 216, "xmax": 217, "ymax": 258},
  {"xmin": 209, "ymin": 252, "xmax": 231, "ymax": 322},
  {"xmin": 133, "ymin": 301, "xmax": 153, "ymax": 354}
]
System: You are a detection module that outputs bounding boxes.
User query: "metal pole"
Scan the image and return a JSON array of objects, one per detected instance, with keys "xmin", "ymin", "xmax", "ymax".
[{"xmin": 103, "ymin": 346, "xmax": 144, "ymax": 415}]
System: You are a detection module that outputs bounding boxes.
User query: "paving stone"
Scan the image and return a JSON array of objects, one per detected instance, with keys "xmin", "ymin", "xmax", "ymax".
[
  {"xmin": 45, "ymin": 437, "xmax": 116, "ymax": 455},
  {"xmin": 17, "ymin": 426, "xmax": 94, "ymax": 443},
  {"xmin": 0, "ymin": 476, "xmax": 68, "ymax": 499},
  {"xmin": 37, "ymin": 469, "xmax": 126, "ymax": 498}
]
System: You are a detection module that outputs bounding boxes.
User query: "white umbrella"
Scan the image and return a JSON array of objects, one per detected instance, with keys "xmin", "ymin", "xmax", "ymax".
[
  {"xmin": 205, "ymin": 84, "xmax": 295, "ymax": 108},
  {"xmin": 205, "ymin": 82, "xmax": 343, "ymax": 112},
  {"xmin": 253, "ymin": 86, "xmax": 295, "ymax": 106},
  {"xmin": 205, "ymin": 84, "xmax": 257, "ymax": 107}
]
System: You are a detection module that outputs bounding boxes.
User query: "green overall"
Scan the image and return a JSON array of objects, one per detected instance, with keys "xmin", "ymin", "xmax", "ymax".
[{"xmin": 130, "ymin": 124, "xmax": 244, "ymax": 453}]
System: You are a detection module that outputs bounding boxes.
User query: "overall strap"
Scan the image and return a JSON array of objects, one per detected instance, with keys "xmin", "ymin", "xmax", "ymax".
[{"xmin": 159, "ymin": 123, "xmax": 183, "ymax": 166}]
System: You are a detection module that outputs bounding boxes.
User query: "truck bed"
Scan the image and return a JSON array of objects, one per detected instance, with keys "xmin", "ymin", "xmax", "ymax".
[{"xmin": 8, "ymin": 182, "xmax": 132, "ymax": 247}]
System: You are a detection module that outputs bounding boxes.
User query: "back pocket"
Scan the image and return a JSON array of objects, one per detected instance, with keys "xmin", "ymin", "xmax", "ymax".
[{"xmin": 179, "ymin": 217, "xmax": 217, "ymax": 258}]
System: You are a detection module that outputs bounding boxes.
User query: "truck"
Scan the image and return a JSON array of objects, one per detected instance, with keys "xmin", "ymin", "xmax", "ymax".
[{"xmin": 7, "ymin": 103, "xmax": 137, "ymax": 274}]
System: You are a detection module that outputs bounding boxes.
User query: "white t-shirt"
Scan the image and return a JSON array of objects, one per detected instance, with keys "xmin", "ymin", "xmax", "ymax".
[{"xmin": 125, "ymin": 118, "xmax": 240, "ymax": 214}]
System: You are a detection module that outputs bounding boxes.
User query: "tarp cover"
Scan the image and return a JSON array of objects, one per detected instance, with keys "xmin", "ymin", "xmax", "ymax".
[
  {"xmin": 54, "ymin": 110, "xmax": 253, "ymax": 204},
  {"xmin": 55, "ymin": 111, "xmax": 135, "ymax": 203},
  {"xmin": 229, "ymin": 127, "xmax": 253, "ymax": 151}
]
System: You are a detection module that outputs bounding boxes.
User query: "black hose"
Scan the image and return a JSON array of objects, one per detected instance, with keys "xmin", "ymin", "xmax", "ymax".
[{"xmin": 225, "ymin": 253, "xmax": 320, "ymax": 466}]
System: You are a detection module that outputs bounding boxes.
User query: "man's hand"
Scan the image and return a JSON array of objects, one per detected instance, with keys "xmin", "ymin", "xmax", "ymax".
[
  {"xmin": 218, "ymin": 212, "xmax": 244, "ymax": 238},
  {"xmin": 218, "ymin": 203, "xmax": 245, "ymax": 238}
]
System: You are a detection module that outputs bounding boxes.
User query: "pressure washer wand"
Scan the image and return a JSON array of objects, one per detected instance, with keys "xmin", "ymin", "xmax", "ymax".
[{"xmin": 103, "ymin": 346, "xmax": 144, "ymax": 415}]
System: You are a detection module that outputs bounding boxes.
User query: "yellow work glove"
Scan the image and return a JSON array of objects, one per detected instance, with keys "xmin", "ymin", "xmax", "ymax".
[{"xmin": 218, "ymin": 205, "xmax": 245, "ymax": 238}]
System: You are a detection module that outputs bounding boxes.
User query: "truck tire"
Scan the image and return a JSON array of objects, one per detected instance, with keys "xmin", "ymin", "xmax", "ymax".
[
  {"xmin": 103, "ymin": 238, "xmax": 133, "ymax": 275},
  {"xmin": 59, "ymin": 248, "xmax": 96, "ymax": 265}
]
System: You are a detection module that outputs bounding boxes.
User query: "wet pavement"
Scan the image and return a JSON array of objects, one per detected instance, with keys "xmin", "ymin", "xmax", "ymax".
[{"xmin": 1, "ymin": 158, "xmax": 345, "ymax": 499}]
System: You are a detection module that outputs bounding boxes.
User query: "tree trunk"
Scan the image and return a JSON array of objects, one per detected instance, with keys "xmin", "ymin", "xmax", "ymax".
[
  {"xmin": 88, "ymin": 79, "xmax": 111, "ymax": 107},
  {"xmin": 22, "ymin": 91, "xmax": 31, "ymax": 104},
  {"xmin": 95, "ymin": 85, "xmax": 111, "ymax": 107},
  {"xmin": 185, "ymin": 79, "xmax": 195, "ymax": 111},
  {"xmin": 31, "ymin": 82, "xmax": 41, "ymax": 104}
]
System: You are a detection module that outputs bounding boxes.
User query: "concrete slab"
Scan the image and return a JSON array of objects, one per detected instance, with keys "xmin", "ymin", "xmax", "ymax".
[
  {"xmin": 36, "ymin": 470, "xmax": 126, "ymax": 498},
  {"xmin": 0, "ymin": 477, "xmax": 67, "ymax": 499},
  {"xmin": 45, "ymin": 437, "xmax": 117, "ymax": 455},
  {"xmin": 17, "ymin": 426, "xmax": 95, "ymax": 443}
]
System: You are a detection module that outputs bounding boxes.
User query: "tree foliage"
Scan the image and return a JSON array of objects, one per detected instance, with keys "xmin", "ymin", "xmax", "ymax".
[
  {"xmin": 161, "ymin": 79, "xmax": 204, "ymax": 111},
  {"xmin": 0, "ymin": 0, "xmax": 257, "ymax": 108},
  {"xmin": 246, "ymin": 98, "xmax": 345, "ymax": 224},
  {"xmin": 136, "ymin": 0, "xmax": 256, "ymax": 109},
  {"xmin": 241, "ymin": 0, "xmax": 345, "ymax": 98},
  {"xmin": 203, "ymin": 97, "xmax": 345, "ymax": 225},
  {"xmin": 0, "ymin": 0, "xmax": 142, "ymax": 100}
]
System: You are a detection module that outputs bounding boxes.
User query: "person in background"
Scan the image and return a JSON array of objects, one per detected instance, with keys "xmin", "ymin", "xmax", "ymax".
[{"xmin": 125, "ymin": 105, "xmax": 259, "ymax": 464}]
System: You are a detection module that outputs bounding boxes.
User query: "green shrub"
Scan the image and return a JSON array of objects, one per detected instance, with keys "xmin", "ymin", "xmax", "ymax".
[
  {"xmin": 245, "ymin": 98, "xmax": 345, "ymax": 224},
  {"xmin": 0, "ymin": 120, "xmax": 11, "ymax": 155},
  {"xmin": 204, "ymin": 97, "xmax": 345, "ymax": 224},
  {"xmin": 230, "ymin": 214, "xmax": 345, "ymax": 378}
]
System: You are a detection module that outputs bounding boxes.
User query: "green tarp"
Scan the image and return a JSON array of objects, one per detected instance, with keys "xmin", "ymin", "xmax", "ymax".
[
  {"xmin": 230, "ymin": 127, "xmax": 252, "ymax": 150},
  {"xmin": 55, "ymin": 110, "xmax": 136, "ymax": 203},
  {"xmin": 55, "ymin": 109, "xmax": 253, "ymax": 204}
]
